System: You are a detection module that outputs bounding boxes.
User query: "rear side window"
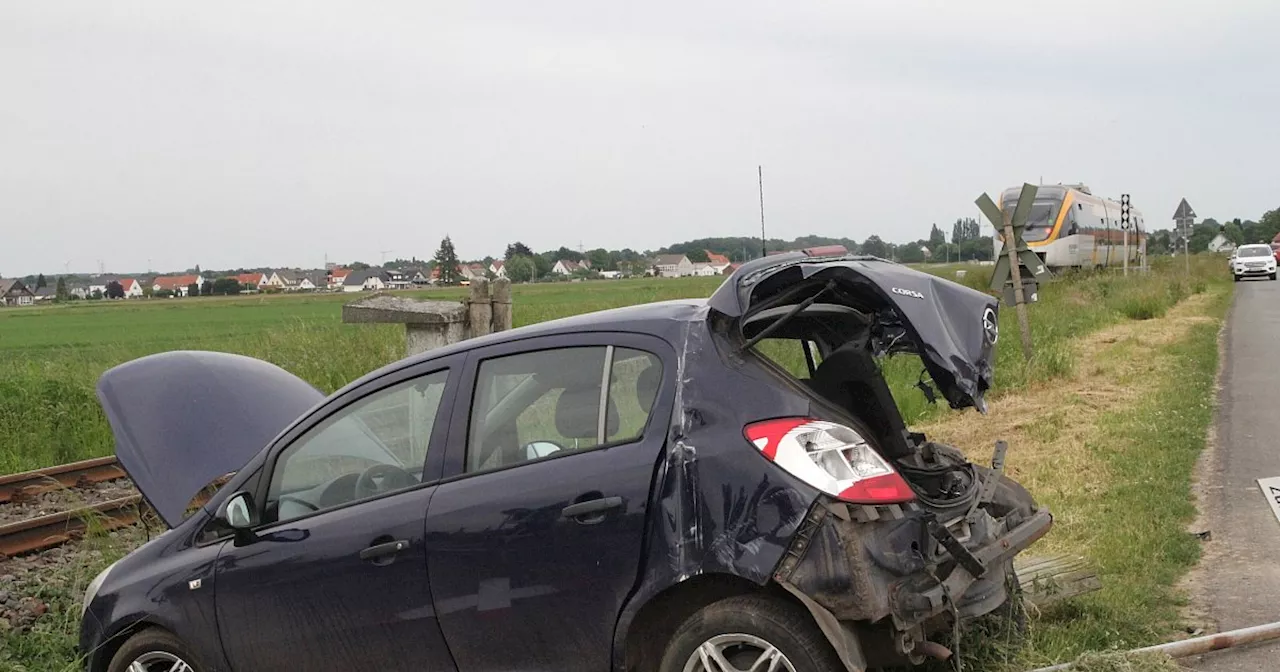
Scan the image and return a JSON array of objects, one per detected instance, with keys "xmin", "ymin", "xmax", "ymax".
[{"xmin": 467, "ymin": 346, "xmax": 663, "ymax": 473}]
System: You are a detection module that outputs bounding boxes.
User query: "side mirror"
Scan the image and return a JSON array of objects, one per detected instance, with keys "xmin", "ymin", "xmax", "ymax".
[{"xmin": 216, "ymin": 491, "xmax": 260, "ymax": 545}]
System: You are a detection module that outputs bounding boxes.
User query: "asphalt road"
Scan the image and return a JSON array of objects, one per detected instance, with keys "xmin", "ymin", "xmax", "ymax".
[{"xmin": 1189, "ymin": 277, "xmax": 1280, "ymax": 670}]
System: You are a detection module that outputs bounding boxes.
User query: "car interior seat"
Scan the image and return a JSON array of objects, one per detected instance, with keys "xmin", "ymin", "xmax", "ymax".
[
  {"xmin": 635, "ymin": 363, "xmax": 661, "ymax": 414},
  {"xmin": 554, "ymin": 385, "xmax": 620, "ymax": 449}
]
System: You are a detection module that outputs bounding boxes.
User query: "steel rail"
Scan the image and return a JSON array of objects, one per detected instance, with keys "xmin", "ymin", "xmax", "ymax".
[
  {"xmin": 0, "ymin": 456, "xmax": 126, "ymax": 504},
  {"xmin": 0, "ymin": 494, "xmax": 143, "ymax": 557}
]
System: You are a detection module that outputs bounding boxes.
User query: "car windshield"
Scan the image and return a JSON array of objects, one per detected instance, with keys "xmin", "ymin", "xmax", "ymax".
[{"xmin": 1238, "ymin": 246, "xmax": 1271, "ymax": 258}]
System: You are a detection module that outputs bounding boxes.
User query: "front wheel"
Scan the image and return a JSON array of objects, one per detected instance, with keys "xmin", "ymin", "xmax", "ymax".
[
  {"xmin": 1234, "ymin": 275, "xmax": 1241, "ymax": 282},
  {"xmin": 107, "ymin": 628, "xmax": 203, "ymax": 672},
  {"xmin": 1270, "ymin": 273, "xmax": 1276, "ymax": 281},
  {"xmin": 659, "ymin": 595, "xmax": 842, "ymax": 672}
]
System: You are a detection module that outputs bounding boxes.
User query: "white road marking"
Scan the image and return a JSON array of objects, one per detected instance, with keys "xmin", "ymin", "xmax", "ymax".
[{"xmin": 1257, "ymin": 476, "xmax": 1280, "ymax": 526}]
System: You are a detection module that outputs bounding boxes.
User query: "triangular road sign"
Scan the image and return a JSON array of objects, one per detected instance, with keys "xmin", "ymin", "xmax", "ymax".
[{"xmin": 1173, "ymin": 198, "xmax": 1196, "ymax": 220}]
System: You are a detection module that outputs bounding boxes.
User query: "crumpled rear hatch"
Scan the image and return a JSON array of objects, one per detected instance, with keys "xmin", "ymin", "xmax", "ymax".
[{"xmin": 709, "ymin": 252, "xmax": 999, "ymax": 411}]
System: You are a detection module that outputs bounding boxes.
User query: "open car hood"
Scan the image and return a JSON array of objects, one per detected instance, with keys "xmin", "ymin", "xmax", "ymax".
[
  {"xmin": 709, "ymin": 253, "xmax": 1000, "ymax": 410},
  {"xmin": 96, "ymin": 351, "xmax": 324, "ymax": 527}
]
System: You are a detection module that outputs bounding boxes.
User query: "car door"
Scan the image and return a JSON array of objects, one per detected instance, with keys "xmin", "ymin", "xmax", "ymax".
[
  {"xmin": 212, "ymin": 359, "xmax": 461, "ymax": 672},
  {"xmin": 425, "ymin": 334, "xmax": 673, "ymax": 672}
]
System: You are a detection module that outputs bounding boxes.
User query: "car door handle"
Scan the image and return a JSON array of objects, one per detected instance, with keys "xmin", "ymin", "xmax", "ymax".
[
  {"xmin": 561, "ymin": 496, "xmax": 623, "ymax": 520},
  {"xmin": 359, "ymin": 539, "xmax": 410, "ymax": 562}
]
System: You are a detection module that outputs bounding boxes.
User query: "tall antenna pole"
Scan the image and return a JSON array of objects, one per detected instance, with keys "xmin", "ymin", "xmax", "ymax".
[{"xmin": 758, "ymin": 165, "xmax": 767, "ymax": 258}]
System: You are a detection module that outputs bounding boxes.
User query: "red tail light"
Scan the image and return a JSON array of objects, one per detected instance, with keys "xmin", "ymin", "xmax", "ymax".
[{"xmin": 744, "ymin": 418, "xmax": 915, "ymax": 504}]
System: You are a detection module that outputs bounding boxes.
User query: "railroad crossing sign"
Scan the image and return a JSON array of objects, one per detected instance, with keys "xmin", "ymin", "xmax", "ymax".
[
  {"xmin": 976, "ymin": 185, "xmax": 1050, "ymax": 303},
  {"xmin": 976, "ymin": 183, "xmax": 1048, "ymax": 361},
  {"xmin": 1173, "ymin": 198, "xmax": 1196, "ymax": 274}
]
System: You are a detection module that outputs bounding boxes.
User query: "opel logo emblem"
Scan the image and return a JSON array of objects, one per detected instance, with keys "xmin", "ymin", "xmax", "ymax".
[{"xmin": 982, "ymin": 307, "xmax": 999, "ymax": 345}]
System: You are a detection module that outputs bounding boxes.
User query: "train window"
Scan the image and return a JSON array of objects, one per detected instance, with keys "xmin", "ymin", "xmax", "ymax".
[{"xmin": 1021, "ymin": 202, "xmax": 1057, "ymax": 242}]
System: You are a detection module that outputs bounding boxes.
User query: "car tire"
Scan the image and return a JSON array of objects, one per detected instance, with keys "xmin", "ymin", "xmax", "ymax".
[
  {"xmin": 658, "ymin": 594, "xmax": 842, "ymax": 672},
  {"xmin": 107, "ymin": 628, "xmax": 204, "ymax": 672},
  {"xmin": 1233, "ymin": 275, "xmax": 1241, "ymax": 282},
  {"xmin": 1270, "ymin": 273, "xmax": 1277, "ymax": 281}
]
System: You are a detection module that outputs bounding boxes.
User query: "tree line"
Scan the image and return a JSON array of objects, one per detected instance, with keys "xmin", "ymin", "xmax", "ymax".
[
  {"xmin": 421, "ymin": 223, "xmax": 1000, "ymax": 285},
  {"xmin": 1146, "ymin": 207, "xmax": 1280, "ymax": 255}
]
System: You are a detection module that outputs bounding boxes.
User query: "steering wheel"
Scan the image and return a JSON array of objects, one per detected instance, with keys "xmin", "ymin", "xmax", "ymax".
[{"xmin": 354, "ymin": 464, "xmax": 417, "ymax": 499}]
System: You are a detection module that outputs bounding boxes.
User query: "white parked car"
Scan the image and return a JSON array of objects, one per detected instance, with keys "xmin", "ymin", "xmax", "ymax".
[{"xmin": 1231, "ymin": 244, "xmax": 1277, "ymax": 282}]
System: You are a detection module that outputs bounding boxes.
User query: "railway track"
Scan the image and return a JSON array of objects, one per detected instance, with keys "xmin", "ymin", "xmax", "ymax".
[
  {"xmin": 0, "ymin": 494, "xmax": 144, "ymax": 557},
  {"xmin": 0, "ymin": 455, "xmax": 127, "ymax": 504},
  {"xmin": 0, "ymin": 456, "xmax": 228, "ymax": 557},
  {"xmin": 0, "ymin": 456, "xmax": 139, "ymax": 557}
]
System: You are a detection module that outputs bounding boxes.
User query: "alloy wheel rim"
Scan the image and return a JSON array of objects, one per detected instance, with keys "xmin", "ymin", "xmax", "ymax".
[
  {"xmin": 682, "ymin": 633, "xmax": 796, "ymax": 672},
  {"xmin": 127, "ymin": 651, "xmax": 193, "ymax": 672}
]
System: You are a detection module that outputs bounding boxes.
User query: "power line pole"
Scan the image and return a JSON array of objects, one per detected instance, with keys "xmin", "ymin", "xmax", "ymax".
[{"xmin": 758, "ymin": 166, "xmax": 767, "ymax": 258}]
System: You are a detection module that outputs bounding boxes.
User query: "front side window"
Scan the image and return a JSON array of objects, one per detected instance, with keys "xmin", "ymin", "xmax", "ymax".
[
  {"xmin": 467, "ymin": 346, "xmax": 662, "ymax": 472},
  {"xmin": 266, "ymin": 370, "xmax": 449, "ymax": 523}
]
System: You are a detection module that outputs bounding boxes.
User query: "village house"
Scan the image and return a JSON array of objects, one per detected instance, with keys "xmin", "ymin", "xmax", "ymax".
[
  {"xmin": 652, "ymin": 254, "xmax": 694, "ymax": 278},
  {"xmin": 89, "ymin": 278, "xmax": 144, "ymax": 299},
  {"xmin": 0, "ymin": 279, "xmax": 35, "ymax": 306},
  {"xmin": 264, "ymin": 270, "xmax": 300, "ymax": 290},
  {"xmin": 402, "ymin": 268, "xmax": 430, "ymax": 286},
  {"xmin": 235, "ymin": 273, "xmax": 268, "ymax": 292},
  {"xmin": 384, "ymin": 269, "xmax": 412, "ymax": 290},
  {"xmin": 489, "ymin": 260, "xmax": 506, "ymax": 278},
  {"xmin": 327, "ymin": 267, "xmax": 352, "ymax": 290},
  {"xmin": 551, "ymin": 259, "xmax": 591, "ymax": 276},
  {"xmin": 32, "ymin": 286, "xmax": 58, "ymax": 302},
  {"xmin": 691, "ymin": 263, "xmax": 720, "ymax": 277},
  {"xmin": 295, "ymin": 272, "xmax": 327, "ymax": 291},
  {"xmin": 704, "ymin": 251, "xmax": 732, "ymax": 273},
  {"xmin": 153, "ymin": 274, "xmax": 205, "ymax": 297},
  {"xmin": 1207, "ymin": 234, "xmax": 1236, "ymax": 254},
  {"xmin": 343, "ymin": 268, "xmax": 390, "ymax": 292},
  {"xmin": 119, "ymin": 278, "xmax": 144, "ymax": 298}
]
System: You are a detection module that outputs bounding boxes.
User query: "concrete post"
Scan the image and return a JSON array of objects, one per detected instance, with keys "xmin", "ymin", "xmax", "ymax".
[
  {"xmin": 342, "ymin": 295, "xmax": 468, "ymax": 358},
  {"xmin": 491, "ymin": 277, "xmax": 513, "ymax": 332},
  {"xmin": 468, "ymin": 278, "xmax": 493, "ymax": 339}
]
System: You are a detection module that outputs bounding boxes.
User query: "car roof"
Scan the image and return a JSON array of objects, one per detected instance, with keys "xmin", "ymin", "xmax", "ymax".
[{"xmin": 341, "ymin": 298, "xmax": 709, "ymax": 390}]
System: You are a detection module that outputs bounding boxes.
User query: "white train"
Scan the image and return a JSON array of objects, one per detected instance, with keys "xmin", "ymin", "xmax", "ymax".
[{"xmin": 992, "ymin": 183, "xmax": 1146, "ymax": 269}]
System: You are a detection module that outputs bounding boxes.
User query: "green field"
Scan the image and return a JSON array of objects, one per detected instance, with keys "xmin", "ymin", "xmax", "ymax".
[
  {"xmin": 0, "ymin": 261, "xmax": 1223, "ymax": 474},
  {"xmin": 2, "ymin": 278, "xmax": 734, "ymax": 472}
]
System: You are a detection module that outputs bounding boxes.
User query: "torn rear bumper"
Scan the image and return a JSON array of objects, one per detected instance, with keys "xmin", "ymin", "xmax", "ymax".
[{"xmin": 774, "ymin": 497, "xmax": 1052, "ymax": 668}]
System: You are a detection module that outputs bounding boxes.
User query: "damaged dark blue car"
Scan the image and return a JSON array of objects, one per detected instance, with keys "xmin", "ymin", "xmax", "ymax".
[{"xmin": 80, "ymin": 251, "xmax": 1051, "ymax": 672}]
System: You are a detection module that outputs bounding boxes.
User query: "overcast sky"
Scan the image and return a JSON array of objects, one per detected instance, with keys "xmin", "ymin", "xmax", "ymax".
[{"xmin": 2, "ymin": 1, "xmax": 1277, "ymax": 276}]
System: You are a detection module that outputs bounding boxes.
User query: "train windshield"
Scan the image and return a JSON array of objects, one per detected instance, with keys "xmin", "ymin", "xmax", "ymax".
[{"xmin": 1001, "ymin": 200, "xmax": 1058, "ymax": 242}]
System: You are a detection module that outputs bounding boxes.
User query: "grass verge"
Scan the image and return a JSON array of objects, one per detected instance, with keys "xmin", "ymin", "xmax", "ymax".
[{"xmin": 918, "ymin": 280, "xmax": 1231, "ymax": 670}]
